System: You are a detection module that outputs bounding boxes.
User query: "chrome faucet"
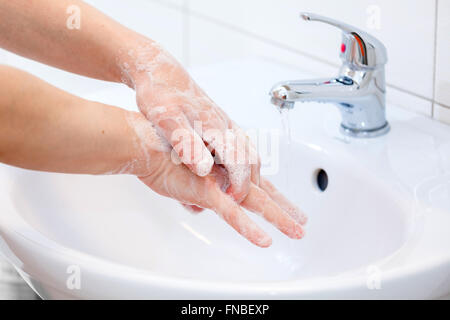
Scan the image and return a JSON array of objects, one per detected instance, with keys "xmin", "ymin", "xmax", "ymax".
[{"xmin": 270, "ymin": 12, "xmax": 390, "ymax": 138}]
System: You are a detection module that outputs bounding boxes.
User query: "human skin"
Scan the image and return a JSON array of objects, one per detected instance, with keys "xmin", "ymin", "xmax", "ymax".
[
  {"xmin": 0, "ymin": 0, "xmax": 259, "ymax": 202},
  {"xmin": 0, "ymin": 66, "xmax": 306, "ymax": 247}
]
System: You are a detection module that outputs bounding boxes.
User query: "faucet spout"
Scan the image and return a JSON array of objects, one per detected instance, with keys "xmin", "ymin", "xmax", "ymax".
[
  {"xmin": 269, "ymin": 12, "xmax": 390, "ymax": 138},
  {"xmin": 271, "ymin": 76, "xmax": 358, "ymax": 105},
  {"xmin": 270, "ymin": 70, "xmax": 389, "ymax": 138}
]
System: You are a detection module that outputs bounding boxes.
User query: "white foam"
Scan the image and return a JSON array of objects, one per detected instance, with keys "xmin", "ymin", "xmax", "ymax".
[{"xmin": 195, "ymin": 155, "xmax": 214, "ymax": 177}]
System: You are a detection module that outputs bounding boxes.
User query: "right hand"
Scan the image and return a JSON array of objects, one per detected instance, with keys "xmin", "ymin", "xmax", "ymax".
[
  {"xmin": 126, "ymin": 112, "xmax": 307, "ymax": 248},
  {"xmin": 119, "ymin": 42, "xmax": 261, "ymax": 203}
]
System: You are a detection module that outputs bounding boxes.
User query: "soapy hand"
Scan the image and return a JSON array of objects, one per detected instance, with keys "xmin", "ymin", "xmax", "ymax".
[
  {"xmin": 0, "ymin": 0, "xmax": 304, "ymax": 248},
  {"xmin": 0, "ymin": 63, "xmax": 306, "ymax": 248},
  {"xmin": 118, "ymin": 42, "xmax": 260, "ymax": 203},
  {"xmin": 125, "ymin": 112, "xmax": 307, "ymax": 248}
]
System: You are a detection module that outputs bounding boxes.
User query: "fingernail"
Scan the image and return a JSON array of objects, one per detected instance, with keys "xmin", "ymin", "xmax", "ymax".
[
  {"xmin": 257, "ymin": 234, "xmax": 272, "ymax": 248},
  {"xmin": 294, "ymin": 224, "xmax": 305, "ymax": 239}
]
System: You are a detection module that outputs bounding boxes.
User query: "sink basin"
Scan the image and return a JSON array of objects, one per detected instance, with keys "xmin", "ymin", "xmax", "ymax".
[{"xmin": 0, "ymin": 58, "xmax": 449, "ymax": 299}]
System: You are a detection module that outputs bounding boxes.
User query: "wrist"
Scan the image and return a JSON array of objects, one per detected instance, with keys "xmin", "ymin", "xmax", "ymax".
[
  {"xmin": 115, "ymin": 37, "xmax": 164, "ymax": 89},
  {"xmin": 115, "ymin": 38, "xmax": 190, "ymax": 98},
  {"xmin": 118, "ymin": 111, "xmax": 171, "ymax": 177}
]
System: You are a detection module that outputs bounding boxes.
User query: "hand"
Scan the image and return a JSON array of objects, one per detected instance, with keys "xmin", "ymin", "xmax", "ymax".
[
  {"xmin": 118, "ymin": 42, "xmax": 260, "ymax": 203},
  {"xmin": 126, "ymin": 112, "xmax": 307, "ymax": 248},
  {"xmin": 0, "ymin": 64, "xmax": 306, "ymax": 248}
]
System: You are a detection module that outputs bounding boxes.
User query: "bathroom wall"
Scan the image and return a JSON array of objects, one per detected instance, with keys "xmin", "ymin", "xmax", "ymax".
[
  {"xmin": 143, "ymin": 0, "xmax": 449, "ymax": 125},
  {"xmin": 434, "ymin": 0, "xmax": 450, "ymax": 123},
  {"xmin": 1, "ymin": 0, "xmax": 447, "ymax": 123}
]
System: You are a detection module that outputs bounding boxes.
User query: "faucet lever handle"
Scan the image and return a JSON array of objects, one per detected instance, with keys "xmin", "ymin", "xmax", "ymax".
[{"xmin": 300, "ymin": 12, "xmax": 387, "ymax": 69}]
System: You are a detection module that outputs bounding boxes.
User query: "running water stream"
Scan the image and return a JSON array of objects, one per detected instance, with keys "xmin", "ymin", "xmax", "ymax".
[
  {"xmin": 279, "ymin": 108, "xmax": 305, "ymax": 270},
  {"xmin": 280, "ymin": 109, "xmax": 293, "ymax": 192}
]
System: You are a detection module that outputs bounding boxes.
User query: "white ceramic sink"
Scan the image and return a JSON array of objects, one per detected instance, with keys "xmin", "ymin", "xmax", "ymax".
[{"xmin": 0, "ymin": 59, "xmax": 449, "ymax": 299}]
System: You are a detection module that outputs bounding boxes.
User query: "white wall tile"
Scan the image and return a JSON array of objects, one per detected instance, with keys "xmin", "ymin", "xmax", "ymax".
[
  {"xmin": 434, "ymin": 104, "xmax": 450, "ymax": 125},
  {"xmin": 3, "ymin": 0, "xmax": 441, "ymax": 122},
  {"xmin": 187, "ymin": 7, "xmax": 434, "ymax": 115},
  {"xmin": 188, "ymin": 0, "xmax": 436, "ymax": 100},
  {"xmin": 188, "ymin": 14, "xmax": 331, "ymax": 74},
  {"xmin": 84, "ymin": 0, "xmax": 185, "ymax": 63},
  {"xmin": 188, "ymin": 17, "xmax": 248, "ymax": 67},
  {"xmin": 387, "ymin": 87, "xmax": 432, "ymax": 117},
  {"xmin": 150, "ymin": 0, "xmax": 185, "ymax": 8},
  {"xmin": 435, "ymin": 0, "xmax": 450, "ymax": 107}
]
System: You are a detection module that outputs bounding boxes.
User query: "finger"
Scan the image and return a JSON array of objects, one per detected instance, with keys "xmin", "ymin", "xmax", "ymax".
[
  {"xmin": 212, "ymin": 129, "xmax": 251, "ymax": 203},
  {"xmin": 229, "ymin": 124, "xmax": 259, "ymax": 196},
  {"xmin": 260, "ymin": 178, "xmax": 308, "ymax": 225},
  {"xmin": 250, "ymin": 155, "xmax": 261, "ymax": 187},
  {"xmin": 147, "ymin": 105, "xmax": 214, "ymax": 177},
  {"xmin": 183, "ymin": 103, "xmax": 252, "ymax": 203},
  {"xmin": 243, "ymin": 128, "xmax": 261, "ymax": 186},
  {"xmin": 241, "ymin": 184, "xmax": 305, "ymax": 239},
  {"xmin": 181, "ymin": 203, "xmax": 204, "ymax": 214},
  {"xmin": 210, "ymin": 190, "xmax": 272, "ymax": 248},
  {"xmin": 224, "ymin": 164, "xmax": 251, "ymax": 203}
]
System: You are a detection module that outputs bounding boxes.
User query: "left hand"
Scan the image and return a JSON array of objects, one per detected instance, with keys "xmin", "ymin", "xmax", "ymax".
[
  {"xmin": 118, "ymin": 42, "xmax": 261, "ymax": 203},
  {"xmin": 124, "ymin": 112, "xmax": 307, "ymax": 248}
]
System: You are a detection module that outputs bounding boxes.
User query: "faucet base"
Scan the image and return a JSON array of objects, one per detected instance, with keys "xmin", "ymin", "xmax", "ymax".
[{"xmin": 340, "ymin": 122, "xmax": 390, "ymax": 138}]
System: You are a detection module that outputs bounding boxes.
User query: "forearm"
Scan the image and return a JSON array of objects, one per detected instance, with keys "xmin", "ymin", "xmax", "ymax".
[
  {"xmin": 0, "ymin": 0, "xmax": 147, "ymax": 83},
  {"xmin": 0, "ymin": 65, "xmax": 153, "ymax": 175}
]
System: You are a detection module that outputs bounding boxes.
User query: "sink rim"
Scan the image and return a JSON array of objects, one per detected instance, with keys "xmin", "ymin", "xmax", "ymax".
[
  {"xmin": 1, "ymin": 136, "xmax": 418, "ymax": 285},
  {"xmin": 1, "ymin": 189, "xmax": 449, "ymax": 297}
]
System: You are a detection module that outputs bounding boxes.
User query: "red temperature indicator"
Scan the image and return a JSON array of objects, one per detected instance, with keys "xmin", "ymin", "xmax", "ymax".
[{"xmin": 341, "ymin": 43, "xmax": 346, "ymax": 53}]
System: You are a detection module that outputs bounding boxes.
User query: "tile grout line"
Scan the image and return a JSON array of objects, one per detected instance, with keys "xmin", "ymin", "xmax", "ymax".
[
  {"xmin": 187, "ymin": 9, "xmax": 339, "ymax": 69},
  {"xmin": 187, "ymin": 9, "xmax": 438, "ymax": 104},
  {"xmin": 182, "ymin": 0, "xmax": 191, "ymax": 68},
  {"xmin": 148, "ymin": 0, "xmax": 337, "ymax": 68},
  {"xmin": 431, "ymin": 0, "xmax": 439, "ymax": 117},
  {"xmin": 150, "ymin": 0, "xmax": 448, "ymax": 109},
  {"xmin": 430, "ymin": 1, "xmax": 450, "ymax": 111}
]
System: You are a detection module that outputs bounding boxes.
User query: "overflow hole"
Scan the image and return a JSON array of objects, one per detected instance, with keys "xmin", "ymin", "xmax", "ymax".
[{"xmin": 315, "ymin": 169, "xmax": 328, "ymax": 192}]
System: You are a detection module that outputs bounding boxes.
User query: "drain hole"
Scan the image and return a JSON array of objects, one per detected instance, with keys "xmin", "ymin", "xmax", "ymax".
[{"xmin": 315, "ymin": 169, "xmax": 328, "ymax": 192}]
